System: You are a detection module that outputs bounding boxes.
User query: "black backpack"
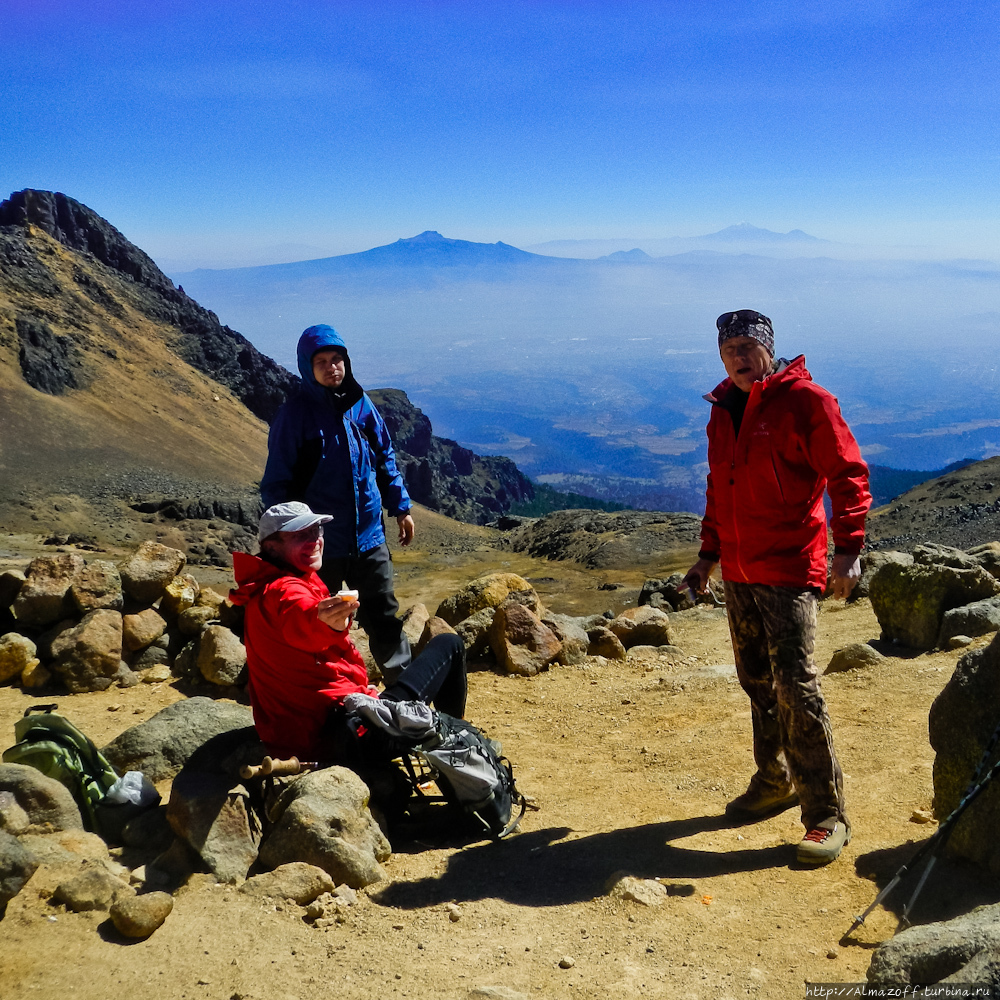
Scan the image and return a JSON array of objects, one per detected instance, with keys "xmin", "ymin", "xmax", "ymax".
[{"xmin": 408, "ymin": 712, "xmax": 525, "ymax": 840}]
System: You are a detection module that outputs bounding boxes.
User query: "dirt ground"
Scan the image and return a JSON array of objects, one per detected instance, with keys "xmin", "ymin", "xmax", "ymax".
[{"xmin": 2, "ymin": 528, "xmax": 999, "ymax": 1000}]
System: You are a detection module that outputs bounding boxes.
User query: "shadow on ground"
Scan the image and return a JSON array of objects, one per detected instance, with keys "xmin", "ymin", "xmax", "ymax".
[
  {"xmin": 375, "ymin": 813, "xmax": 793, "ymax": 909},
  {"xmin": 844, "ymin": 838, "xmax": 1000, "ymax": 943}
]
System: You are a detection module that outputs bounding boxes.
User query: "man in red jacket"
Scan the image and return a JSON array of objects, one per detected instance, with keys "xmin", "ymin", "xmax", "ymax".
[
  {"xmin": 231, "ymin": 502, "xmax": 466, "ymax": 765},
  {"xmin": 683, "ymin": 310, "xmax": 871, "ymax": 865}
]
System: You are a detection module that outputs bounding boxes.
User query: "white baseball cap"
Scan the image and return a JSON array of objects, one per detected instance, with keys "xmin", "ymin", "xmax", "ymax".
[{"xmin": 258, "ymin": 502, "xmax": 333, "ymax": 542}]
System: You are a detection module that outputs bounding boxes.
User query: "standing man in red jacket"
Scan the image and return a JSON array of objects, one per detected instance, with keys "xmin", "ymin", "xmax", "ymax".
[{"xmin": 683, "ymin": 309, "xmax": 871, "ymax": 865}]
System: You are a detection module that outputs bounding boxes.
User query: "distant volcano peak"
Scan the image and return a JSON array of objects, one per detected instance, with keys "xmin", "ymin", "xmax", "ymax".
[{"xmin": 399, "ymin": 230, "xmax": 448, "ymax": 244}]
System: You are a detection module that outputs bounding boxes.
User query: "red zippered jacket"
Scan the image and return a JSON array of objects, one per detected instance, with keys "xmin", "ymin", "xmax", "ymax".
[
  {"xmin": 700, "ymin": 355, "xmax": 870, "ymax": 591},
  {"xmin": 230, "ymin": 551, "xmax": 377, "ymax": 760}
]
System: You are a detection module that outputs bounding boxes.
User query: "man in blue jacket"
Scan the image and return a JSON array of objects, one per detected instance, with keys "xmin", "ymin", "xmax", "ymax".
[{"xmin": 261, "ymin": 324, "xmax": 415, "ymax": 679}]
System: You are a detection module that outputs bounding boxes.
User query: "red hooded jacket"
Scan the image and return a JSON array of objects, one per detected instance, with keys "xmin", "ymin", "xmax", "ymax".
[
  {"xmin": 700, "ymin": 356, "xmax": 871, "ymax": 591},
  {"xmin": 229, "ymin": 551, "xmax": 377, "ymax": 760}
]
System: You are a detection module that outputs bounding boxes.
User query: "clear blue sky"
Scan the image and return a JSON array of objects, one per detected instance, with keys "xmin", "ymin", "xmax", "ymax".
[{"xmin": 2, "ymin": 1, "xmax": 997, "ymax": 267}]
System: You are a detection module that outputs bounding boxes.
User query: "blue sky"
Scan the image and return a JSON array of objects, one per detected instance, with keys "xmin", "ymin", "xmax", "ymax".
[{"xmin": 2, "ymin": 1, "xmax": 997, "ymax": 268}]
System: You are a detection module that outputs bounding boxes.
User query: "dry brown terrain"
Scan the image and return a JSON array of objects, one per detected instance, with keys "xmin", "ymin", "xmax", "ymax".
[{"xmin": 2, "ymin": 516, "xmax": 999, "ymax": 1000}]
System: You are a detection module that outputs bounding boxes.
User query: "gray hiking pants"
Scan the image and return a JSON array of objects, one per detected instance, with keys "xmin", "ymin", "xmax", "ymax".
[{"xmin": 725, "ymin": 581, "xmax": 848, "ymax": 832}]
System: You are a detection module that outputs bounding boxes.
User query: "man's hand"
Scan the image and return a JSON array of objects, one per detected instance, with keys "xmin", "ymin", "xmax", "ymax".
[
  {"xmin": 683, "ymin": 558, "xmax": 717, "ymax": 596},
  {"xmin": 317, "ymin": 595, "xmax": 360, "ymax": 632},
  {"xmin": 397, "ymin": 513, "xmax": 415, "ymax": 547},
  {"xmin": 830, "ymin": 553, "xmax": 862, "ymax": 600}
]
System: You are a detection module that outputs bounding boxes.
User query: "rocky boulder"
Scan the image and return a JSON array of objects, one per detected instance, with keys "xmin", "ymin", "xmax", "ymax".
[
  {"xmin": 118, "ymin": 542, "xmax": 186, "ymax": 605},
  {"xmin": 825, "ymin": 642, "xmax": 885, "ymax": 674},
  {"xmin": 867, "ymin": 902, "xmax": 1000, "ymax": 987},
  {"xmin": 196, "ymin": 625, "xmax": 247, "ymax": 685},
  {"xmin": 69, "ymin": 560, "xmax": 124, "ymax": 614},
  {"xmin": 937, "ymin": 597, "xmax": 1000, "ymax": 648},
  {"xmin": 0, "ymin": 830, "xmax": 38, "ymax": 916},
  {"xmin": 258, "ymin": 767, "xmax": 391, "ymax": 889},
  {"xmin": 13, "ymin": 553, "xmax": 86, "ymax": 627},
  {"xmin": 122, "ymin": 608, "xmax": 168, "ymax": 653},
  {"xmin": 101, "ymin": 698, "xmax": 255, "ymax": 781},
  {"xmin": 453, "ymin": 607, "xmax": 496, "ymax": 661},
  {"xmin": 488, "ymin": 601, "xmax": 562, "ymax": 676},
  {"xmin": 869, "ymin": 562, "xmax": 1000, "ymax": 649},
  {"xmin": 0, "ymin": 633, "xmax": 39, "ymax": 684},
  {"xmin": 166, "ymin": 771, "xmax": 258, "ymax": 884},
  {"xmin": 0, "ymin": 763, "xmax": 84, "ymax": 833},
  {"xmin": 435, "ymin": 573, "xmax": 535, "ymax": 626},
  {"xmin": 586, "ymin": 625, "xmax": 627, "ymax": 660},
  {"xmin": 540, "ymin": 613, "xmax": 589, "ymax": 666},
  {"xmin": 608, "ymin": 606, "xmax": 674, "ymax": 649},
  {"xmin": 853, "ymin": 549, "xmax": 913, "ymax": 601},
  {"xmin": 928, "ymin": 631, "xmax": 1000, "ymax": 871},
  {"xmin": 49, "ymin": 609, "xmax": 123, "ymax": 692}
]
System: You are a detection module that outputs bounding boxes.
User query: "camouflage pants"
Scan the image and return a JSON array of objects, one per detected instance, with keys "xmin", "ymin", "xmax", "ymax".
[{"xmin": 725, "ymin": 581, "xmax": 848, "ymax": 831}]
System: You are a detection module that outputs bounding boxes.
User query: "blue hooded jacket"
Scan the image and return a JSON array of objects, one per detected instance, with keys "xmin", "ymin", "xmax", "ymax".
[{"xmin": 260, "ymin": 324, "xmax": 412, "ymax": 557}]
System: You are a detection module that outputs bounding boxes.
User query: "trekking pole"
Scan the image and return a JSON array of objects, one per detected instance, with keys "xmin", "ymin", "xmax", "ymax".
[
  {"xmin": 844, "ymin": 716, "xmax": 1000, "ymax": 939},
  {"xmin": 240, "ymin": 756, "xmax": 318, "ymax": 779}
]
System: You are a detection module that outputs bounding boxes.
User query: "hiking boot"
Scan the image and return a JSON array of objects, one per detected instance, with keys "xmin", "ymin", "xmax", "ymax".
[
  {"xmin": 797, "ymin": 820, "xmax": 850, "ymax": 865},
  {"xmin": 725, "ymin": 784, "xmax": 799, "ymax": 821}
]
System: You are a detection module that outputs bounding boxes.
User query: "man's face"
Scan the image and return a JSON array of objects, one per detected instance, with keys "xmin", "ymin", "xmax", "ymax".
[
  {"xmin": 268, "ymin": 524, "xmax": 325, "ymax": 572},
  {"xmin": 312, "ymin": 349, "xmax": 346, "ymax": 388},
  {"xmin": 720, "ymin": 336, "xmax": 773, "ymax": 392}
]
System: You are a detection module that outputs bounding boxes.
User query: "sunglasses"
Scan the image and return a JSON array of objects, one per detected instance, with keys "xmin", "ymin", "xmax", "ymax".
[
  {"xmin": 716, "ymin": 309, "xmax": 771, "ymax": 331},
  {"xmin": 285, "ymin": 524, "xmax": 324, "ymax": 543}
]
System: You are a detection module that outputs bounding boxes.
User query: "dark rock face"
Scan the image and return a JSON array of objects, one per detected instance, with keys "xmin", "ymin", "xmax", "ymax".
[
  {"xmin": 1, "ymin": 188, "xmax": 299, "ymax": 422},
  {"xmin": 928, "ymin": 632, "xmax": 1000, "ymax": 872},
  {"xmin": 369, "ymin": 388, "xmax": 535, "ymax": 525},
  {"xmin": 16, "ymin": 315, "xmax": 85, "ymax": 395}
]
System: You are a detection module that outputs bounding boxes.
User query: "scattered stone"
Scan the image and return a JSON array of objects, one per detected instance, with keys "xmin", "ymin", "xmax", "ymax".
[
  {"xmin": 13, "ymin": 553, "xmax": 86, "ymax": 627},
  {"xmin": 938, "ymin": 597, "xmax": 1000, "ymax": 648},
  {"xmin": 238, "ymin": 863, "xmax": 335, "ymax": 904},
  {"xmin": 101, "ymin": 697, "xmax": 255, "ymax": 781},
  {"xmin": 53, "ymin": 865, "xmax": 132, "ymax": 911},
  {"xmin": 606, "ymin": 873, "xmax": 668, "ymax": 906},
  {"xmin": 259, "ymin": 767, "xmax": 391, "ymax": 889},
  {"xmin": 446, "ymin": 902, "xmax": 461, "ymax": 921},
  {"xmin": 166, "ymin": 772, "xmax": 258, "ymax": 884},
  {"xmin": 826, "ymin": 642, "xmax": 885, "ymax": 674},
  {"xmin": 928, "ymin": 632, "xmax": 1000, "ymax": 871},
  {"xmin": 0, "ymin": 763, "xmax": 84, "ymax": 832},
  {"xmin": 196, "ymin": 625, "xmax": 247, "ymax": 685},
  {"xmin": 947, "ymin": 634, "xmax": 974, "ymax": 649},
  {"xmin": 488, "ymin": 601, "xmax": 561, "ymax": 677},
  {"xmin": 967, "ymin": 542, "xmax": 1000, "ymax": 579},
  {"xmin": 0, "ymin": 830, "xmax": 38, "ymax": 916},
  {"xmin": 109, "ymin": 890, "xmax": 174, "ymax": 938},
  {"xmin": 118, "ymin": 542, "xmax": 186, "ymax": 605},
  {"xmin": 910, "ymin": 809, "xmax": 934, "ymax": 824},
  {"xmin": 122, "ymin": 608, "xmax": 168, "ymax": 653},
  {"xmin": 17, "ymin": 829, "xmax": 111, "ymax": 867},
  {"xmin": 141, "ymin": 663, "xmax": 173, "ymax": 683},
  {"xmin": 586, "ymin": 625, "xmax": 627, "ymax": 660},
  {"xmin": 50, "ymin": 609, "xmax": 124, "ymax": 693},
  {"xmin": 869, "ymin": 562, "xmax": 1000, "ymax": 650},
  {"xmin": 608, "ymin": 606, "xmax": 674, "ymax": 649},
  {"xmin": 558, "ymin": 956, "xmax": 576, "ymax": 969},
  {"xmin": 195, "ymin": 587, "xmax": 226, "ymax": 613},
  {"xmin": 867, "ymin": 902, "xmax": 1000, "ymax": 986},
  {"xmin": 0, "ymin": 633, "xmax": 39, "ymax": 684},
  {"xmin": 69, "ymin": 560, "xmax": 123, "ymax": 614},
  {"xmin": 436, "ymin": 572, "xmax": 536, "ymax": 626}
]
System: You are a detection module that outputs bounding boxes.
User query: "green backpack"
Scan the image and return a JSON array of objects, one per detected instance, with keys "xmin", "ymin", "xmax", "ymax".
[{"xmin": 2, "ymin": 704, "xmax": 120, "ymax": 834}]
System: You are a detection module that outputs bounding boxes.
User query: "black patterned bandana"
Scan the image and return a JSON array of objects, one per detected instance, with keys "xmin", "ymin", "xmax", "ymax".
[{"xmin": 716, "ymin": 309, "xmax": 774, "ymax": 356}]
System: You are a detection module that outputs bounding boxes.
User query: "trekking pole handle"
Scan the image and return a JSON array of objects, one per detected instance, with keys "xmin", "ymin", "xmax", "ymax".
[{"xmin": 240, "ymin": 755, "xmax": 303, "ymax": 779}]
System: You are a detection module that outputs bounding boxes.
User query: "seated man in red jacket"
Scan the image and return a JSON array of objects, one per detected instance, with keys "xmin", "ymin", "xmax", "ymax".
[
  {"xmin": 683, "ymin": 309, "xmax": 871, "ymax": 866},
  {"xmin": 231, "ymin": 502, "xmax": 466, "ymax": 767}
]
